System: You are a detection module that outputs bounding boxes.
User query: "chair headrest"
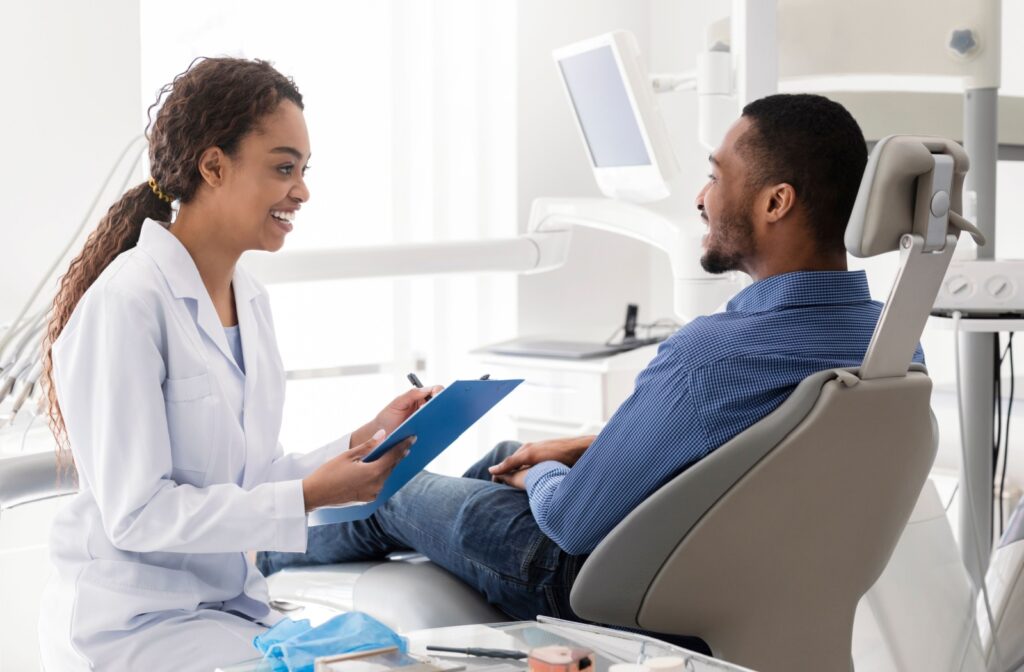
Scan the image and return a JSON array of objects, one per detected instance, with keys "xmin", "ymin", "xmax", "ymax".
[{"xmin": 845, "ymin": 135, "xmax": 976, "ymax": 258}]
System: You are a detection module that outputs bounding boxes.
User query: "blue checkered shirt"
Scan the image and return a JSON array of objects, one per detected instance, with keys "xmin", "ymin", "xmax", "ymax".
[{"xmin": 524, "ymin": 270, "xmax": 926, "ymax": 555}]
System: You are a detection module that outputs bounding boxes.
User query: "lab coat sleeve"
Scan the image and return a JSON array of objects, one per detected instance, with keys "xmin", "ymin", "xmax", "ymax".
[
  {"xmin": 265, "ymin": 434, "xmax": 352, "ymax": 482},
  {"xmin": 53, "ymin": 287, "xmax": 308, "ymax": 555}
]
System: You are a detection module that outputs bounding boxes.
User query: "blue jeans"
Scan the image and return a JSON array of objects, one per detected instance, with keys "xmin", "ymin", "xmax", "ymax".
[{"xmin": 257, "ymin": 442, "xmax": 586, "ymax": 620}]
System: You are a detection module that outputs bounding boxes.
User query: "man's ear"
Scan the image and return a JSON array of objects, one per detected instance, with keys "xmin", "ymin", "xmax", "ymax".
[
  {"xmin": 197, "ymin": 147, "xmax": 227, "ymax": 188},
  {"xmin": 765, "ymin": 183, "xmax": 797, "ymax": 223}
]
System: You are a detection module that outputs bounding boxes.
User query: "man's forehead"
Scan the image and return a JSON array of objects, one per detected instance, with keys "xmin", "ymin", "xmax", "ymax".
[{"xmin": 711, "ymin": 117, "xmax": 752, "ymax": 166}]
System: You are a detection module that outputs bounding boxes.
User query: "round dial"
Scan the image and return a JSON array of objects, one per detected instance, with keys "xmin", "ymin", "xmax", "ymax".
[
  {"xmin": 985, "ymin": 275, "xmax": 1014, "ymax": 301},
  {"xmin": 945, "ymin": 275, "xmax": 973, "ymax": 298}
]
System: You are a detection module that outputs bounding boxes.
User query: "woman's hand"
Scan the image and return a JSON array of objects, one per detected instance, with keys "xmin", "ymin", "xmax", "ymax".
[
  {"xmin": 351, "ymin": 385, "xmax": 443, "ymax": 446},
  {"xmin": 488, "ymin": 435, "xmax": 597, "ymax": 478},
  {"xmin": 301, "ymin": 429, "xmax": 414, "ymax": 512}
]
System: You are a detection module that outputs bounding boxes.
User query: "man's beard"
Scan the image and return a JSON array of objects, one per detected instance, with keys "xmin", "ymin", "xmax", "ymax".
[{"xmin": 700, "ymin": 203, "xmax": 755, "ymax": 275}]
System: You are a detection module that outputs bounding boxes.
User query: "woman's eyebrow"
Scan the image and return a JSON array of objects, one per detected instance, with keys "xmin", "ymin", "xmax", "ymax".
[{"xmin": 269, "ymin": 146, "xmax": 310, "ymax": 161}]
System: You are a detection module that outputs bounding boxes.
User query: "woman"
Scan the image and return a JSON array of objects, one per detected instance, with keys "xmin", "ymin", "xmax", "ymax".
[{"xmin": 38, "ymin": 57, "xmax": 433, "ymax": 671}]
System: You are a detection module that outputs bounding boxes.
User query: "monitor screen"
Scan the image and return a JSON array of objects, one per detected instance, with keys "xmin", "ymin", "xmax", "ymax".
[{"xmin": 558, "ymin": 45, "xmax": 651, "ymax": 168}]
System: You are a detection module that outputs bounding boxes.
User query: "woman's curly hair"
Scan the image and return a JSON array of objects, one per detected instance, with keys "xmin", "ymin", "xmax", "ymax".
[{"xmin": 43, "ymin": 58, "xmax": 303, "ymax": 470}]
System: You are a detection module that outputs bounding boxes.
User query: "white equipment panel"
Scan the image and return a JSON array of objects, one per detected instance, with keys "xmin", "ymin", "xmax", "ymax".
[{"xmin": 933, "ymin": 260, "xmax": 1024, "ymax": 316}]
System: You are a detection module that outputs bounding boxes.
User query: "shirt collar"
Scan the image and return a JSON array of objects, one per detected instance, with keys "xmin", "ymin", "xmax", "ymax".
[
  {"xmin": 726, "ymin": 270, "xmax": 871, "ymax": 314},
  {"xmin": 136, "ymin": 219, "xmax": 263, "ymax": 305}
]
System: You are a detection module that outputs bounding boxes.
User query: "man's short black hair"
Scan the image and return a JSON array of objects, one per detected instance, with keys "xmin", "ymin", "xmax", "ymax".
[{"xmin": 739, "ymin": 93, "xmax": 867, "ymax": 253}]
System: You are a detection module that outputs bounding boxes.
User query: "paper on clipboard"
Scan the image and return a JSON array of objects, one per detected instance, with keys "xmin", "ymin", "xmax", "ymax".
[{"xmin": 308, "ymin": 378, "xmax": 523, "ymax": 526}]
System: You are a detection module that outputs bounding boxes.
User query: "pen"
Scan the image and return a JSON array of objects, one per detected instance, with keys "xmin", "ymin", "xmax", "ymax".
[
  {"xmin": 407, "ymin": 372, "xmax": 433, "ymax": 401},
  {"xmin": 426, "ymin": 646, "xmax": 528, "ymax": 660}
]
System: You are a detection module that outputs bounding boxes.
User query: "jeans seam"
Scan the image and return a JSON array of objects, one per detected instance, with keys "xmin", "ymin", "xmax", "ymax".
[
  {"xmin": 383, "ymin": 510, "xmax": 538, "ymax": 588},
  {"xmin": 518, "ymin": 533, "xmax": 546, "ymax": 577},
  {"xmin": 368, "ymin": 511, "xmax": 405, "ymax": 555},
  {"xmin": 544, "ymin": 584, "xmax": 565, "ymax": 618}
]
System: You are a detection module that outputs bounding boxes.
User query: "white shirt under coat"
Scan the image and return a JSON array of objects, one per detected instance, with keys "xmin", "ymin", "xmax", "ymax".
[{"xmin": 39, "ymin": 220, "xmax": 349, "ymax": 671}]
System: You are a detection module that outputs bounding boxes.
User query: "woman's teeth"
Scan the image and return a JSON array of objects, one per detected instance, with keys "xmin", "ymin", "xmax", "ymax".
[{"xmin": 271, "ymin": 210, "xmax": 295, "ymax": 223}]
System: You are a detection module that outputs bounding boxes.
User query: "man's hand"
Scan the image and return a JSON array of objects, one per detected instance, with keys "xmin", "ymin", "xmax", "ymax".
[
  {"xmin": 352, "ymin": 385, "xmax": 443, "ymax": 446},
  {"xmin": 493, "ymin": 466, "xmax": 531, "ymax": 490},
  {"xmin": 488, "ymin": 435, "xmax": 597, "ymax": 477}
]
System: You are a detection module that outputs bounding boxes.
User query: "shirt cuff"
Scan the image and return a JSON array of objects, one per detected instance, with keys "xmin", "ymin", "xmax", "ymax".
[
  {"xmin": 273, "ymin": 479, "xmax": 309, "ymax": 553},
  {"xmin": 525, "ymin": 460, "xmax": 569, "ymax": 498},
  {"xmin": 323, "ymin": 433, "xmax": 352, "ymax": 458}
]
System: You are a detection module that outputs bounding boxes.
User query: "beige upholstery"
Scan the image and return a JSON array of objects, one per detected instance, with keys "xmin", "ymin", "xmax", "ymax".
[
  {"xmin": 570, "ymin": 135, "xmax": 976, "ymax": 671},
  {"xmin": 267, "ymin": 559, "xmax": 506, "ymax": 633},
  {"xmin": 642, "ymin": 374, "xmax": 935, "ymax": 671},
  {"xmin": 846, "ymin": 135, "xmax": 972, "ymax": 257},
  {"xmin": 571, "ymin": 367, "xmax": 935, "ymax": 671}
]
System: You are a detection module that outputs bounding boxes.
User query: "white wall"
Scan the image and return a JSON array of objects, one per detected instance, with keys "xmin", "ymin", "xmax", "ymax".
[
  {"xmin": 0, "ymin": 0, "xmax": 142, "ymax": 325},
  {"xmin": 0, "ymin": 4, "xmax": 140, "ymax": 669}
]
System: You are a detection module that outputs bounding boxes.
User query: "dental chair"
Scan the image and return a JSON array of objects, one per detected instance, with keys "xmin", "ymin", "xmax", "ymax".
[
  {"xmin": 567, "ymin": 135, "xmax": 980, "ymax": 671},
  {"xmin": 266, "ymin": 135, "xmax": 983, "ymax": 670},
  {"xmin": 0, "ymin": 451, "xmax": 77, "ymax": 512},
  {"xmin": 0, "ymin": 451, "xmax": 77, "ymax": 671},
  {"xmin": 571, "ymin": 135, "xmax": 983, "ymax": 672}
]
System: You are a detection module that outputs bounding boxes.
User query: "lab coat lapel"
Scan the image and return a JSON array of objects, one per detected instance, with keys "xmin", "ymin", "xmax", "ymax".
[
  {"xmin": 233, "ymin": 268, "xmax": 262, "ymax": 480},
  {"xmin": 194, "ymin": 295, "xmax": 240, "ymax": 372},
  {"xmin": 235, "ymin": 290, "xmax": 260, "ymax": 413},
  {"xmin": 136, "ymin": 220, "xmax": 241, "ymax": 372}
]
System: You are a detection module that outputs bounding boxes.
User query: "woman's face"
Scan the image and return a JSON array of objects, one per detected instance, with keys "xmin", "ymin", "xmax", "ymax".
[{"xmin": 218, "ymin": 100, "xmax": 311, "ymax": 253}]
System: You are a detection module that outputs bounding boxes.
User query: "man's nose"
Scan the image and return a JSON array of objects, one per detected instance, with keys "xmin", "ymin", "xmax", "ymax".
[{"xmin": 695, "ymin": 183, "xmax": 709, "ymax": 211}]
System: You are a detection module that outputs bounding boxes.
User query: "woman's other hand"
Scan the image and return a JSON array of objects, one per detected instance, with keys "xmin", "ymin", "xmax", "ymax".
[{"xmin": 301, "ymin": 429, "xmax": 413, "ymax": 512}]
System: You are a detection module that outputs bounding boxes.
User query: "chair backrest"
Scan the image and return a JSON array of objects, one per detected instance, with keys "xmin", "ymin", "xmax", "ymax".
[
  {"xmin": 570, "ymin": 135, "xmax": 980, "ymax": 672},
  {"xmin": 572, "ymin": 366, "xmax": 935, "ymax": 671},
  {"xmin": 0, "ymin": 451, "xmax": 76, "ymax": 513},
  {"xmin": 0, "ymin": 451, "xmax": 77, "ymax": 672}
]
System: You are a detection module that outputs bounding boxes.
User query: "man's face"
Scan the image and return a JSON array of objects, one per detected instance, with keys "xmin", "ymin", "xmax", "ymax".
[{"xmin": 695, "ymin": 118, "xmax": 757, "ymax": 275}]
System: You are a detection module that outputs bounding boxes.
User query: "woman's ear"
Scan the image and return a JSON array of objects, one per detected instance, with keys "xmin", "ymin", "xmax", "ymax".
[
  {"xmin": 197, "ymin": 147, "xmax": 227, "ymax": 188},
  {"xmin": 765, "ymin": 182, "xmax": 797, "ymax": 223}
]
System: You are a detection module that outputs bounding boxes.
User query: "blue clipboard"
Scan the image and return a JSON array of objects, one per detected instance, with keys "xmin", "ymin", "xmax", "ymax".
[{"xmin": 309, "ymin": 378, "xmax": 523, "ymax": 526}]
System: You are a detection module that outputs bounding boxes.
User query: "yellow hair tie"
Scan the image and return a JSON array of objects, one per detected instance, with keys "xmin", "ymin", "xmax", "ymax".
[{"xmin": 147, "ymin": 177, "xmax": 174, "ymax": 204}]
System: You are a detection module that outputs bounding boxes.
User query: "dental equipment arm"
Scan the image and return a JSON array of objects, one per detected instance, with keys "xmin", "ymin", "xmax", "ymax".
[
  {"xmin": 0, "ymin": 136, "xmax": 147, "ymax": 358},
  {"xmin": 243, "ymin": 197, "xmax": 743, "ymax": 322},
  {"xmin": 0, "ymin": 136, "xmax": 148, "ymax": 421}
]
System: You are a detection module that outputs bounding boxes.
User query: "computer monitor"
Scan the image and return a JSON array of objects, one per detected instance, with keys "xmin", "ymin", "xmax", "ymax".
[{"xmin": 553, "ymin": 31, "xmax": 679, "ymax": 203}]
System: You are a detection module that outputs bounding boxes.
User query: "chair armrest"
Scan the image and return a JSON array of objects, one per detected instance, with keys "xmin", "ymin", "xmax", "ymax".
[{"xmin": 0, "ymin": 452, "xmax": 77, "ymax": 511}]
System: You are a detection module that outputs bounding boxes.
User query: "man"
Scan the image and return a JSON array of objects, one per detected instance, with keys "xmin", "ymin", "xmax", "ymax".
[{"xmin": 258, "ymin": 93, "xmax": 924, "ymax": 623}]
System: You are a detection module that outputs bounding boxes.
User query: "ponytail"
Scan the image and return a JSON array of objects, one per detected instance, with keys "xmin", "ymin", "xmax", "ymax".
[{"xmin": 43, "ymin": 183, "xmax": 172, "ymax": 465}]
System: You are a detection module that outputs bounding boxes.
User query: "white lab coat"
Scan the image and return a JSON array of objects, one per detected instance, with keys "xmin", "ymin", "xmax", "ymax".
[{"xmin": 38, "ymin": 220, "xmax": 350, "ymax": 671}]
